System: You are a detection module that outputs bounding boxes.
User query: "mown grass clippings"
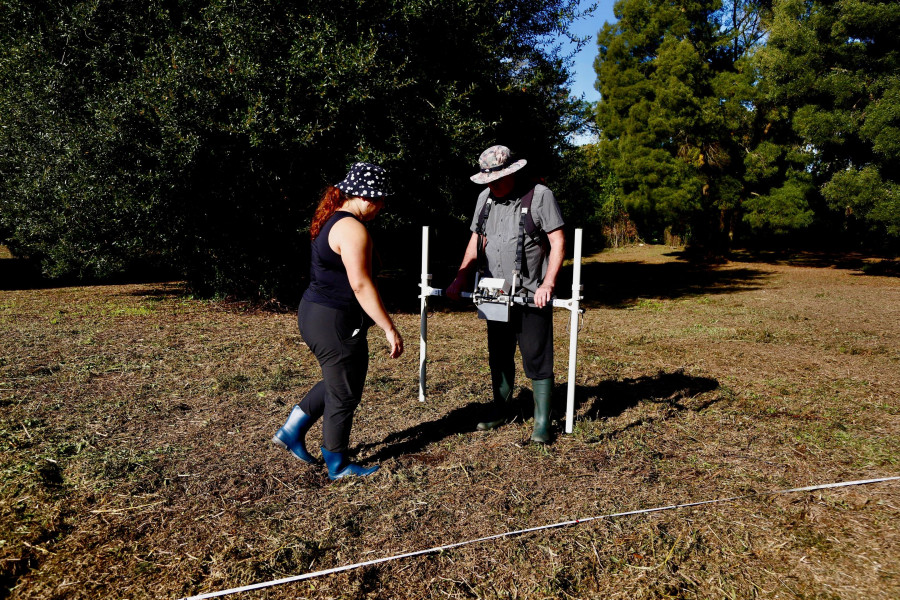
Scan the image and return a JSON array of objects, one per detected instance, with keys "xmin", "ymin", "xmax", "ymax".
[{"xmin": 1, "ymin": 247, "xmax": 899, "ymax": 599}]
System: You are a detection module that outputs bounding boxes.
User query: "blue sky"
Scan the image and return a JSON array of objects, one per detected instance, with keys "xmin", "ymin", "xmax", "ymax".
[{"xmin": 557, "ymin": 1, "xmax": 618, "ymax": 103}]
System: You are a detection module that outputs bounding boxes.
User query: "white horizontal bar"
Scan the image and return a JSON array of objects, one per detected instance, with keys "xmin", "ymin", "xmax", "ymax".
[{"xmin": 421, "ymin": 289, "xmax": 579, "ymax": 310}]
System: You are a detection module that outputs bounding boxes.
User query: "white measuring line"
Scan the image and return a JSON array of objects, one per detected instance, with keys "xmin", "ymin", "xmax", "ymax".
[{"xmin": 179, "ymin": 476, "xmax": 899, "ymax": 600}]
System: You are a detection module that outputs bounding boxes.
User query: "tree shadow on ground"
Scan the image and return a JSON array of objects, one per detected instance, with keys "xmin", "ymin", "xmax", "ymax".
[
  {"xmin": 729, "ymin": 249, "xmax": 899, "ymax": 277},
  {"xmin": 578, "ymin": 259, "xmax": 769, "ymax": 309},
  {"xmin": 360, "ymin": 370, "xmax": 720, "ymax": 462},
  {"xmin": 0, "ymin": 256, "xmax": 178, "ymax": 292},
  {"xmin": 0, "ymin": 257, "xmax": 47, "ymax": 291},
  {"xmin": 393, "ymin": 255, "xmax": 771, "ymax": 314}
]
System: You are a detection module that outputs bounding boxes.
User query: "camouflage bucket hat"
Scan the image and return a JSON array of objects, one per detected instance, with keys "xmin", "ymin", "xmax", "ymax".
[{"xmin": 469, "ymin": 145, "xmax": 527, "ymax": 184}]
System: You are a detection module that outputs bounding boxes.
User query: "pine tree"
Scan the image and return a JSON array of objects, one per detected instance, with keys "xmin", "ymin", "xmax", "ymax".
[
  {"xmin": 595, "ymin": 0, "xmax": 818, "ymax": 250},
  {"xmin": 760, "ymin": 0, "xmax": 900, "ymax": 240},
  {"xmin": 595, "ymin": 0, "xmax": 717, "ymax": 246}
]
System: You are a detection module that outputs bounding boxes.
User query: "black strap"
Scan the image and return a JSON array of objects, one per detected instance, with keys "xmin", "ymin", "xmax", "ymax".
[
  {"xmin": 515, "ymin": 187, "xmax": 537, "ymax": 279},
  {"xmin": 516, "ymin": 205, "xmax": 528, "ymax": 278},
  {"xmin": 476, "ymin": 197, "xmax": 493, "ymax": 275},
  {"xmin": 476, "ymin": 197, "xmax": 493, "ymax": 237},
  {"xmin": 520, "ymin": 186, "xmax": 537, "ymax": 238}
]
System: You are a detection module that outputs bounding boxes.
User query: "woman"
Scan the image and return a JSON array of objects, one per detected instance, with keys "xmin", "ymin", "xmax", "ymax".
[{"xmin": 272, "ymin": 162, "xmax": 403, "ymax": 480}]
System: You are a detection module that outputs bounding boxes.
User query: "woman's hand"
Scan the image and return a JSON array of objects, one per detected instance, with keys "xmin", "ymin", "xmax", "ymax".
[{"xmin": 385, "ymin": 325, "xmax": 404, "ymax": 358}]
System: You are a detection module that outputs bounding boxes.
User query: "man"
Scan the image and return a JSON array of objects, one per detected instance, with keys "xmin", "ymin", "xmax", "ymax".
[{"xmin": 446, "ymin": 145, "xmax": 565, "ymax": 442}]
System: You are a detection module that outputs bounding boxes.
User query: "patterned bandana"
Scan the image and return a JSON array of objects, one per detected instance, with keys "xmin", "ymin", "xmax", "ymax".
[
  {"xmin": 469, "ymin": 145, "xmax": 527, "ymax": 184},
  {"xmin": 335, "ymin": 162, "xmax": 393, "ymax": 198}
]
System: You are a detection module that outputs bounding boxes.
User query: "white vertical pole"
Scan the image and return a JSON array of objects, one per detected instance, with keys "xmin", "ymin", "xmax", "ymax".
[
  {"xmin": 418, "ymin": 226, "xmax": 430, "ymax": 402},
  {"xmin": 565, "ymin": 228, "xmax": 583, "ymax": 434}
]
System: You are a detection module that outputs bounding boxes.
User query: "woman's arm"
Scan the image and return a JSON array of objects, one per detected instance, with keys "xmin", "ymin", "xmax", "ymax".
[{"xmin": 332, "ymin": 217, "xmax": 403, "ymax": 358}]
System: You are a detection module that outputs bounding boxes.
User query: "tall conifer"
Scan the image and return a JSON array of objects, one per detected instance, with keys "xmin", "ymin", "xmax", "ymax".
[
  {"xmin": 595, "ymin": 0, "xmax": 817, "ymax": 250},
  {"xmin": 761, "ymin": 0, "xmax": 900, "ymax": 240}
]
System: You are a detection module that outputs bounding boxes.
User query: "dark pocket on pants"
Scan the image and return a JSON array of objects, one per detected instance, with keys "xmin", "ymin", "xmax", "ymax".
[{"xmin": 336, "ymin": 310, "xmax": 366, "ymax": 342}]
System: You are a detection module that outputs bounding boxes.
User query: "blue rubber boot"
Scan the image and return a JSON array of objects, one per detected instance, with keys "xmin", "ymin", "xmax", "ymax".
[
  {"xmin": 271, "ymin": 405, "xmax": 317, "ymax": 464},
  {"xmin": 321, "ymin": 447, "xmax": 379, "ymax": 480}
]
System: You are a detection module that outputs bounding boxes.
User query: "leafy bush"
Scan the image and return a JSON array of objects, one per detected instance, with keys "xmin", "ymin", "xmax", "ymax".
[{"xmin": 0, "ymin": 0, "xmax": 587, "ymax": 299}]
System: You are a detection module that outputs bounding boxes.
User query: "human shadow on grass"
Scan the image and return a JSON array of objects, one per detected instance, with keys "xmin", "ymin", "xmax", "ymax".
[
  {"xmin": 358, "ymin": 401, "xmax": 492, "ymax": 463},
  {"xmin": 360, "ymin": 369, "xmax": 720, "ymax": 461},
  {"xmin": 573, "ymin": 369, "xmax": 721, "ymax": 430}
]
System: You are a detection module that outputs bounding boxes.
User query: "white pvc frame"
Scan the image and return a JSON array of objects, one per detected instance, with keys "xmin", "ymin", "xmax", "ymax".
[{"xmin": 418, "ymin": 226, "xmax": 584, "ymax": 434}]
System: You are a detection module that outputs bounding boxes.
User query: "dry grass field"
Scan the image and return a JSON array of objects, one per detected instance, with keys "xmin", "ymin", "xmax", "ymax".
[{"xmin": 1, "ymin": 244, "xmax": 898, "ymax": 599}]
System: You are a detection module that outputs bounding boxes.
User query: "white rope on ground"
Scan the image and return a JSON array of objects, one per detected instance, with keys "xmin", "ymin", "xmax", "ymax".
[{"xmin": 179, "ymin": 476, "xmax": 900, "ymax": 600}]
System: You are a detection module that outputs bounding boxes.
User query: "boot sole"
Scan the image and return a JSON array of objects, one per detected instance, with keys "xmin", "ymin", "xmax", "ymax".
[
  {"xmin": 272, "ymin": 435, "xmax": 317, "ymax": 464},
  {"xmin": 329, "ymin": 465, "xmax": 380, "ymax": 480}
]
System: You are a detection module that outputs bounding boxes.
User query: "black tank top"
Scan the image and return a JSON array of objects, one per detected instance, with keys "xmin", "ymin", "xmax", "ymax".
[{"xmin": 302, "ymin": 212, "xmax": 363, "ymax": 313}]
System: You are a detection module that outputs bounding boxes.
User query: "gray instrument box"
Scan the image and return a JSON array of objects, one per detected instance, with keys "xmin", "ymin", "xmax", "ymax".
[{"xmin": 475, "ymin": 277, "xmax": 511, "ymax": 322}]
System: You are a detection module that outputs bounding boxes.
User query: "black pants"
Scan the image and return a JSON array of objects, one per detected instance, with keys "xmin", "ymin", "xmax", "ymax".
[
  {"xmin": 486, "ymin": 305, "xmax": 554, "ymax": 382},
  {"xmin": 297, "ymin": 299, "xmax": 369, "ymax": 453}
]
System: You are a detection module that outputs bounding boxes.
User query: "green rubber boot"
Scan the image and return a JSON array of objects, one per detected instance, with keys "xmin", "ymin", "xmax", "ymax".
[
  {"xmin": 530, "ymin": 378, "xmax": 553, "ymax": 443},
  {"xmin": 477, "ymin": 369, "xmax": 514, "ymax": 431}
]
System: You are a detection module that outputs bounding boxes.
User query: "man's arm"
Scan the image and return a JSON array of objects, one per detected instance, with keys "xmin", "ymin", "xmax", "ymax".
[
  {"xmin": 534, "ymin": 228, "xmax": 565, "ymax": 308},
  {"xmin": 445, "ymin": 232, "xmax": 480, "ymax": 300}
]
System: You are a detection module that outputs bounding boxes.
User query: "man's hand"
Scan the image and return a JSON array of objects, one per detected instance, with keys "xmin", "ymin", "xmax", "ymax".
[
  {"xmin": 445, "ymin": 275, "xmax": 466, "ymax": 301},
  {"xmin": 534, "ymin": 283, "xmax": 554, "ymax": 308}
]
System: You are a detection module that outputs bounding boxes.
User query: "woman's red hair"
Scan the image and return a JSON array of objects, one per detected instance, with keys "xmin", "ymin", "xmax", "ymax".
[{"xmin": 310, "ymin": 186, "xmax": 347, "ymax": 240}]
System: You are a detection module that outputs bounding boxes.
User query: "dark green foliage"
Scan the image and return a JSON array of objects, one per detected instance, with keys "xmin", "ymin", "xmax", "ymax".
[
  {"xmin": 594, "ymin": 0, "xmax": 898, "ymax": 251},
  {"xmin": 552, "ymin": 142, "xmax": 638, "ymax": 252},
  {"xmin": 760, "ymin": 0, "xmax": 900, "ymax": 240},
  {"xmin": 594, "ymin": 0, "xmax": 826, "ymax": 251},
  {"xmin": 0, "ymin": 0, "xmax": 586, "ymax": 298},
  {"xmin": 595, "ymin": 0, "xmax": 715, "ymax": 249}
]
